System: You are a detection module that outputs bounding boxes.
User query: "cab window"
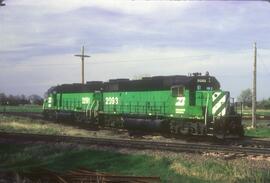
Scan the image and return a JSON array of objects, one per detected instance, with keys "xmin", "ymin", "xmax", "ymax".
[
  {"xmin": 206, "ymin": 86, "xmax": 213, "ymax": 90},
  {"xmin": 171, "ymin": 86, "xmax": 184, "ymax": 97}
]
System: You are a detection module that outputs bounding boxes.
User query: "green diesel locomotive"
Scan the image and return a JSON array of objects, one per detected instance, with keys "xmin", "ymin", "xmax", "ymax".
[{"xmin": 43, "ymin": 73, "xmax": 243, "ymax": 138}]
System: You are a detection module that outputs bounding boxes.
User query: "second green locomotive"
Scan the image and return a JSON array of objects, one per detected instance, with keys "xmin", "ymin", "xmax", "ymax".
[{"xmin": 43, "ymin": 73, "xmax": 243, "ymax": 138}]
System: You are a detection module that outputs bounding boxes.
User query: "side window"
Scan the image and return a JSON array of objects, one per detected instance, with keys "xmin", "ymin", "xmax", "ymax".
[
  {"xmin": 171, "ymin": 86, "xmax": 184, "ymax": 97},
  {"xmin": 172, "ymin": 87, "xmax": 178, "ymax": 97},
  {"xmin": 178, "ymin": 86, "xmax": 184, "ymax": 96},
  {"xmin": 52, "ymin": 93, "xmax": 57, "ymax": 106},
  {"xmin": 206, "ymin": 86, "xmax": 212, "ymax": 90}
]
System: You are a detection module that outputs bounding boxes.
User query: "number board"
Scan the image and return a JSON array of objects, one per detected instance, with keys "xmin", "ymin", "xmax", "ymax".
[{"xmin": 105, "ymin": 97, "xmax": 119, "ymax": 105}]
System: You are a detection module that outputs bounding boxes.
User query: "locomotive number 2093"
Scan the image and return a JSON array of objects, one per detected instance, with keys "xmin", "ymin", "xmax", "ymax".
[{"xmin": 105, "ymin": 97, "xmax": 119, "ymax": 105}]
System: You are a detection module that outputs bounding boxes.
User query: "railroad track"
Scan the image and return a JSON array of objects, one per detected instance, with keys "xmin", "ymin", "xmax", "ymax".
[
  {"xmin": 0, "ymin": 111, "xmax": 43, "ymax": 119},
  {"xmin": 1, "ymin": 132, "xmax": 270, "ymax": 156},
  {"xmin": 20, "ymin": 168, "xmax": 161, "ymax": 183},
  {"xmin": 1, "ymin": 112, "xmax": 270, "ymax": 150}
]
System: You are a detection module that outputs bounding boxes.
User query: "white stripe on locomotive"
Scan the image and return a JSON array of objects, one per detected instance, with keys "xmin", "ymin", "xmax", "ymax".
[
  {"xmin": 212, "ymin": 92, "xmax": 221, "ymax": 102},
  {"xmin": 212, "ymin": 93, "xmax": 226, "ymax": 116}
]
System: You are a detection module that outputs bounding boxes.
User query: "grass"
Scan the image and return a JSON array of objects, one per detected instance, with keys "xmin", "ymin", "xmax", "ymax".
[
  {"xmin": 0, "ymin": 115, "xmax": 270, "ymax": 182},
  {"xmin": 1, "ymin": 105, "xmax": 270, "ymax": 139},
  {"xmin": 1, "ymin": 114, "xmax": 270, "ymax": 140},
  {"xmin": 0, "ymin": 114, "xmax": 84, "ymax": 136},
  {"xmin": 0, "ymin": 105, "xmax": 43, "ymax": 113},
  {"xmin": 0, "ymin": 114, "xmax": 128, "ymax": 138},
  {"xmin": 0, "ymin": 143, "xmax": 270, "ymax": 183},
  {"xmin": 245, "ymin": 128, "xmax": 270, "ymax": 138},
  {"xmin": 240, "ymin": 109, "xmax": 270, "ymax": 116},
  {"xmin": 243, "ymin": 120, "xmax": 270, "ymax": 138}
]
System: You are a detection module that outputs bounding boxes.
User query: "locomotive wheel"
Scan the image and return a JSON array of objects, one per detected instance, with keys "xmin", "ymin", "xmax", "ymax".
[
  {"xmin": 74, "ymin": 113, "xmax": 85, "ymax": 122},
  {"xmin": 180, "ymin": 127, "xmax": 189, "ymax": 135},
  {"xmin": 55, "ymin": 111, "xmax": 60, "ymax": 122},
  {"xmin": 215, "ymin": 133, "xmax": 225, "ymax": 139},
  {"xmin": 42, "ymin": 111, "xmax": 49, "ymax": 120}
]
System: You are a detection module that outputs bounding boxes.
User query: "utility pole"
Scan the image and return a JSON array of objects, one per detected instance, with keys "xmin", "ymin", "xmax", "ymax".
[
  {"xmin": 74, "ymin": 46, "xmax": 90, "ymax": 84},
  {"xmin": 252, "ymin": 42, "xmax": 257, "ymax": 128}
]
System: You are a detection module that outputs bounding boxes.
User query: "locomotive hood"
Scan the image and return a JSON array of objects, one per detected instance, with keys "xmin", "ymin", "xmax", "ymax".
[{"xmin": 211, "ymin": 91, "xmax": 230, "ymax": 117}]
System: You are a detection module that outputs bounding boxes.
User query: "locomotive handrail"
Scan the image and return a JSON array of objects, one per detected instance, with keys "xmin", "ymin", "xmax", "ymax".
[
  {"xmin": 42, "ymin": 74, "xmax": 243, "ymax": 137},
  {"xmin": 204, "ymin": 93, "xmax": 210, "ymax": 126},
  {"xmin": 104, "ymin": 103, "xmax": 169, "ymax": 116},
  {"xmin": 86, "ymin": 100, "xmax": 96, "ymax": 118}
]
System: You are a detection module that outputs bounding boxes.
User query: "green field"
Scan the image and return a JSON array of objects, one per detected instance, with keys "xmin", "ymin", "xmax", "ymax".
[
  {"xmin": 0, "ymin": 105, "xmax": 43, "ymax": 113},
  {"xmin": 1, "ymin": 114, "xmax": 270, "ymax": 139},
  {"xmin": 1, "ymin": 143, "xmax": 270, "ymax": 183},
  {"xmin": 0, "ymin": 115, "xmax": 270, "ymax": 182},
  {"xmin": 0, "ymin": 114, "xmax": 129, "ymax": 138},
  {"xmin": 243, "ymin": 120, "xmax": 270, "ymax": 138},
  {"xmin": 240, "ymin": 108, "xmax": 270, "ymax": 117}
]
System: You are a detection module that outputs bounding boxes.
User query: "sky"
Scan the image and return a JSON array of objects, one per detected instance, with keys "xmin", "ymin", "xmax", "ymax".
[{"xmin": 0, "ymin": 0, "xmax": 270, "ymax": 100}]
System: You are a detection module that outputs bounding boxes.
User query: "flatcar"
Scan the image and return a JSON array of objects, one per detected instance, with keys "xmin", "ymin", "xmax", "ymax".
[{"xmin": 43, "ymin": 72, "xmax": 243, "ymax": 138}]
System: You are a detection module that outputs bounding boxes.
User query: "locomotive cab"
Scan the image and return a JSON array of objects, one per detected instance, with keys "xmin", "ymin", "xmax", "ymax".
[
  {"xmin": 211, "ymin": 91, "xmax": 243, "ymax": 138},
  {"xmin": 169, "ymin": 73, "xmax": 243, "ymax": 138},
  {"xmin": 192, "ymin": 73, "xmax": 243, "ymax": 137}
]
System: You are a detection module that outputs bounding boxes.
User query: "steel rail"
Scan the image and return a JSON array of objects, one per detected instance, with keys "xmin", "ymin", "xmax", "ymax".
[
  {"xmin": 0, "ymin": 132, "xmax": 270, "ymax": 156},
  {"xmin": 21, "ymin": 168, "xmax": 161, "ymax": 183},
  {"xmin": 1, "ymin": 112, "xmax": 270, "ymax": 148}
]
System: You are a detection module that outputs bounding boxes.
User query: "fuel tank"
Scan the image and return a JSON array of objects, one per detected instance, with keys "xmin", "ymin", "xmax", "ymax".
[{"xmin": 123, "ymin": 118, "xmax": 169, "ymax": 132}]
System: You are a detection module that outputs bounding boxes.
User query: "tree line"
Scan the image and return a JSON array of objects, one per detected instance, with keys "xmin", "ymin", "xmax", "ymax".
[
  {"xmin": 0, "ymin": 93, "xmax": 43, "ymax": 105},
  {"xmin": 1, "ymin": 89, "xmax": 269, "ymax": 108},
  {"xmin": 237, "ymin": 88, "xmax": 270, "ymax": 109}
]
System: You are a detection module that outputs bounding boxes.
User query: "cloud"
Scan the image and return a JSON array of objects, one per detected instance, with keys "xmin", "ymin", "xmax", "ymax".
[
  {"xmin": 1, "ymin": 46, "xmax": 270, "ymax": 99},
  {"xmin": 9, "ymin": 0, "xmax": 192, "ymax": 15},
  {"xmin": 0, "ymin": 1, "xmax": 270, "ymax": 99}
]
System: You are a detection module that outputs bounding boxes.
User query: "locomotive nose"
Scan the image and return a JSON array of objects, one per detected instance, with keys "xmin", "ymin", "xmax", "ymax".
[{"xmin": 212, "ymin": 91, "xmax": 229, "ymax": 117}]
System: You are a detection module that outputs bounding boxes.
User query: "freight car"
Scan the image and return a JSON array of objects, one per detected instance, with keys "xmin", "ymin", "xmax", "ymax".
[{"xmin": 43, "ymin": 73, "xmax": 244, "ymax": 138}]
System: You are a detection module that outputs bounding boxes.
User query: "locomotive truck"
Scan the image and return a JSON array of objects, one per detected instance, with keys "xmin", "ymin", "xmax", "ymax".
[{"xmin": 43, "ymin": 72, "xmax": 244, "ymax": 138}]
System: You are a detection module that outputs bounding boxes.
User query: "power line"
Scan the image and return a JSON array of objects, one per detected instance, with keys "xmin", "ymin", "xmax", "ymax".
[
  {"xmin": 0, "ymin": 51, "xmax": 252, "ymax": 69},
  {"xmin": 258, "ymin": 57, "xmax": 270, "ymax": 76},
  {"xmin": 0, "ymin": 54, "xmax": 211, "ymax": 68}
]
